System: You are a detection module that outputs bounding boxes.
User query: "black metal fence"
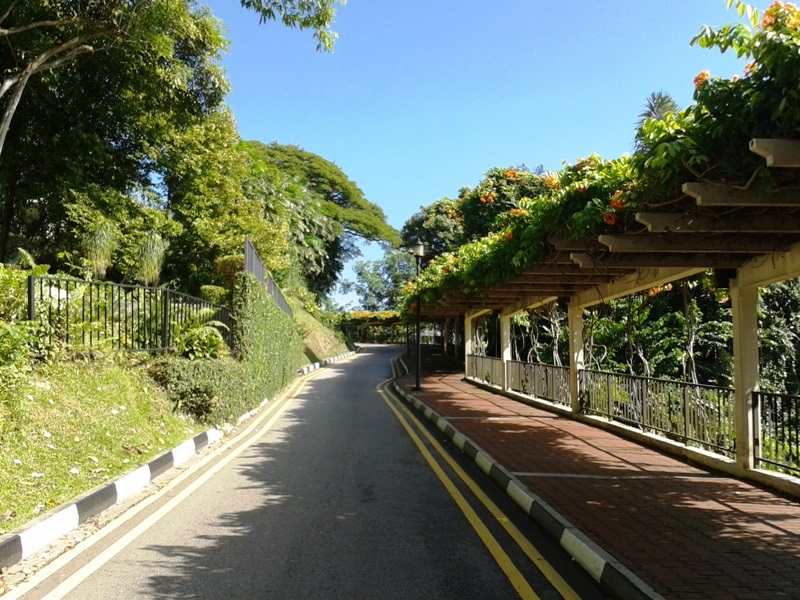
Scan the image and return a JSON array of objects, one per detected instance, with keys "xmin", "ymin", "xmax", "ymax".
[
  {"xmin": 28, "ymin": 276, "xmax": 233, "ymax": 352},
  {"xmin": 753, "ymin": 391, "xmax": 800, "ymax": 475},
  {"xmin": 244, "ymin": 238, "xmax": 292, "ymax": 319},
  {"xmin": 580, "ymin": 369, "xmax": 736, "ymax": 457},
  {"xmin": 466, "ymin": 354, "xmax": 504, "ymax": 387},
  {"xmin": 469, "ymin": 358, "xmax": 737, "ymax": 457},
  {"xmin": 507, "ymin": 360, "xmax": 571, "ymax": 407}
]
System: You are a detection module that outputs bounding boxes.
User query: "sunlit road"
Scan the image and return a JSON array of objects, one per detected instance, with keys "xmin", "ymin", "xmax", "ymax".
[{"xmin": 9, "ymin": 345, "xmax": 609, "ymax": 599}]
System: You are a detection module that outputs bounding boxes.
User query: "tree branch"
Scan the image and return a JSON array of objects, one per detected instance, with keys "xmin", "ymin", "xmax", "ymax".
[
  {"xmin": 0, "ymin": 18, "xmax": 84, "ymax": 37},
  {"xmin": 0, "ymin": 0, "xmax": 18, "ymax": 27},
  {"xmin": 0, "ymin": 28, "xmax": 116, "ymax": 156}
]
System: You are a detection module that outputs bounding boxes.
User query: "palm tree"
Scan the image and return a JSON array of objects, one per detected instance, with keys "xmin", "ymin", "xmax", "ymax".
[{"xmin": 634, "ymin": 91, "xmax": 679, "ymax": 150}]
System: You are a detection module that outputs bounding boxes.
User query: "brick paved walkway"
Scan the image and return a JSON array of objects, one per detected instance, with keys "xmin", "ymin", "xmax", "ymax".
[{"xmin": 397, "ymin": 349, "xmax": 800, "ymax": 600}]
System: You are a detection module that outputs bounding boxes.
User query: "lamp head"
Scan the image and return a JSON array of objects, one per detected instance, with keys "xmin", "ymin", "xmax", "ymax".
[{"xmin": 412, "ymin": 240, "xmax": 425, "ymax": 258}]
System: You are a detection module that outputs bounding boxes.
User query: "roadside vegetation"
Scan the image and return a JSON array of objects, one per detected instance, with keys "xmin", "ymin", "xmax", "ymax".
[
  {"xmin": 0, "ymin": 268, "xmax": 350, "ymax": 536},
  {"xmin": 378, "ymin": 1, "xmax": 800, "ymax": 393},
  {"xmin": 0, "ymin": 0, "xmax": 359, "ymax": 540}
]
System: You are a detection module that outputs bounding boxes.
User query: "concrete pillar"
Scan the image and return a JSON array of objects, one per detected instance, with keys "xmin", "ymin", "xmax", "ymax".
[
  {"xmin": 500, "ymin": 313, "xmax": 512, "ymax": 390},
  {"xmin": 731, "ymin": 277, "xmax": 759, "ymax": 470},
  {"xmin": 443, "ymin": 319, "xmax": 451, "ymax": 358},
  {"xmin": 568, "ymin": 299, "xmax": 584, "ymax": 416},
  {"xmin": 464, "ymin": 312, "xmax": 473, "ymax": 379}
]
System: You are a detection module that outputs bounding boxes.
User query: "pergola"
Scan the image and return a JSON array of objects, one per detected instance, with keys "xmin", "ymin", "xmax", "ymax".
[{"xmin": 423, "ymin": 139, "xmax": 800, "ymax": 494}]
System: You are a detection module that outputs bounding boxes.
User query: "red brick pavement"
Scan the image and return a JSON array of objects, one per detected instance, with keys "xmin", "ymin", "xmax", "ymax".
[{"xmin": 399, "ymin": 351, "xmax": 800, "ymax": 600}]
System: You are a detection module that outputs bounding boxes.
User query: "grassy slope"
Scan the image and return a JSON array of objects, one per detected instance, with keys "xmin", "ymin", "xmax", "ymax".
[
  {"xmin": 291, "ymin": 302, "xmax": 352, "ymax": 365},
  {"xmin": 0, "ymin": 310, "xmax": 350, "ymax": 535}
]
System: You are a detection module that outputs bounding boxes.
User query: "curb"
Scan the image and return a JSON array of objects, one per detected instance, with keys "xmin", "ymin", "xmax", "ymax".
[
  {"xmin": 297, "ymin": 350, "xmax": 357, "ymax": 376},
  {"xmin": 0, "ymin": 429, "xmax": 223, "ymax": 569},
  {"xmin": 390, "ymin": 359, "xmax": 664, "ymax": 600},
  {"xmin": 0, "ymin": 350, "xmax": 359, "ymax": 572}
]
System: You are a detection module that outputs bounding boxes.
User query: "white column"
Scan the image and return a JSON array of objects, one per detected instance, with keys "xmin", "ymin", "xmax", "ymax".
[
  {"xmin": 464, "ymin": 312, "xmax": 473, "ymax": 379},
  {"xmin": 731, "ymin": 277, "xmax": 759, "ymax": 470},
  {"xmin": 443, "ymin": 319, "xmax": 451, "ymax": 357},
  {"xmin": 568, "ymin": 299, "xmax": 584, "ymax": 416},
  {"xmin": 500, "ymin": 313, "xmax": 512, "ymax": 390}
]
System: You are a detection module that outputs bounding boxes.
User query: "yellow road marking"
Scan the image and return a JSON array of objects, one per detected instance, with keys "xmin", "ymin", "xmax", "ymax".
[
  {"xmin": 384, "ymin": 381, "xmax": 582, "ymax": 600},
  {"xmin": 378, "ymin": 381, "xmax": 539, "ymax": 600}
]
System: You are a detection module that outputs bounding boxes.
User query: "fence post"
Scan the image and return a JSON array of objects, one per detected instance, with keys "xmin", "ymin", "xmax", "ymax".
[
  {"xmin": 161, "ymin": 288, "xmax": 171, "ymax": 351},
  {"xmin": 751, "ymin": 392, "xmax": 761, "ymax": 468},
  {"xmin": 27, "ymin": 276, "xmax": 35, "ymax": 321},
  {"xmin": 683, "ymin": 384, "xmax": 691, "ymax": 445}
]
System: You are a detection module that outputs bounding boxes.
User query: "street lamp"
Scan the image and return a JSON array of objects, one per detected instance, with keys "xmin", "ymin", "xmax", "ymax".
[{"xmin": 412, "ymin": 240, "xmax": 424, "ymax": 391}]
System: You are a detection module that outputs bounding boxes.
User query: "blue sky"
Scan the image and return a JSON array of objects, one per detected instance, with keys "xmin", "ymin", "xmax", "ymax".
[{"xmin": 204, "ymin": 0, "xmax": 754, "ymax": 305}]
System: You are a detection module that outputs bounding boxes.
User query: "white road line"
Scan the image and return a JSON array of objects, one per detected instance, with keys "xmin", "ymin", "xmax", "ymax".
[{"xmin": 5, "ymin": 370, "xmax": 329, "ymax": 600}]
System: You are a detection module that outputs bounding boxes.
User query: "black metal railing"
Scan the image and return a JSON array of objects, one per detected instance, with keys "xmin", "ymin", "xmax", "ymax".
[
  {"xmin": 28, "ymin": 276, "xmax": 233, "ymax": 352},
  {"xmin": 244, "ymin": 238, "xmax": 292, "ymax": 319},
  {"xmin": 466, "ymin": 354, "xmax": 504, "ymax": 387},
  {"xmin": 507, "ymin": 360, "xmax": 571, "ymax": 407},
  {"xmin": 580, "ymin": 369, "xmax": 735, "ymax": 457},
  {"xmin": 753, "ymin": 391, "xmax": 800, "ymax": 475}
]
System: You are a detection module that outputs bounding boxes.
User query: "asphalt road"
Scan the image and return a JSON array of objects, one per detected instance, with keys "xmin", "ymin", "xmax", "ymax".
[{"xmin": 8, "ymin": 345, "xmax": 610, "ymax": 599}]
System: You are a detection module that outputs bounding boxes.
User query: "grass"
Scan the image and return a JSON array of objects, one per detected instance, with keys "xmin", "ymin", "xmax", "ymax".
[
  {"xmin": 0, "ymin": 305, "xmax": 352, "ymax": 537},
  {"xmin": 0, "ymin": 354, "xmax": 198, "ymax": 535},
  {"xmin": 291, "ymin": 301, "xmax": 352, "ymax": 363}
]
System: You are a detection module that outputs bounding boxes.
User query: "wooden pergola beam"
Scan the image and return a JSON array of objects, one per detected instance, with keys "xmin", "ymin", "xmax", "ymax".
[
  {"xmin": 548, "ymin": 237, "xmax": 608, "ymax": 252},
  {"xmin": 520, "ymin": 263, "xmax": 631, "ymax": 276},
  {"xmin": 483, "ymin": 286, "xmax": 592, "ymax": 298},
  {"xmin": 682, "ymin": 182, "xmax": 800, "ymax": 207},
  {"xmin": 507, "ymin": 274, "xmax": 616, "ymax": 286},
  {"xmin": 571, "ymin": 251, "xmax": 755, "ymax": 270},
  {"xmin": 749, "ymin": 138, "xmax": 800, "ymax": 168},
  {"xmin": 598, "ymin": 234, "xmax": 800, "ymax": 254},
  {"xmin": 636, "ymin": 211, "xmax": 800, "ymax": 233}
]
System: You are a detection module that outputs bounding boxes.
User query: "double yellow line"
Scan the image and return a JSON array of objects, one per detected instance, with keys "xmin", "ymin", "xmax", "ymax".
[{"xmin": 377, "ymin": 371, "xmax": 581, "ymax": 600}]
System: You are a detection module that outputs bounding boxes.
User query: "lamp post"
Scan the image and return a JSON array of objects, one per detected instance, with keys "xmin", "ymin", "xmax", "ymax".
[{"xmin": 412, "ymin": 240, "xmax": 424, "ymax": 391}]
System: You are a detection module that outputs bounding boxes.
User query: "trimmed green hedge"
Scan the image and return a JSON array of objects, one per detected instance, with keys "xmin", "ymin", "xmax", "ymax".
[{"xmin": 151, "ymin": 272, "xmax": 304, "ymax": 424}]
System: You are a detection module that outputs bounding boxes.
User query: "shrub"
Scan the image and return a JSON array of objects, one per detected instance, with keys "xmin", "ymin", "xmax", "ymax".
[
  {"xmin": 199, "ymin": 284, "xmax": 228, "ymax": 305},
  {"xmin": 0, "ymin": 265, "xmax": 47, "ymax": 431},
  {"xmin": 151, "ymin": 272, "xmax": 303, "ymax": 425}
]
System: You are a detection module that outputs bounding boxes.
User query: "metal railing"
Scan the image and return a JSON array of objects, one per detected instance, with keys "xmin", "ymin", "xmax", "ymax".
[
  {"xmin": 466, "ymin": 354, "xmax": 504, "ymax": 387},
  {"xmin": 28, "ymin": 276, "xmax": 233, "ymax": 352},
  {"xmin": 507, "ymin": 360, "xmax": 571, "ymax": 407},
  {"xmin": 580, "ymin": 369, "xmax": 736, "ymax": 457},
  {"xmin": 244, "ymin": 238, "xmax": 292, "ymax": 319},
  {"xmin": 753, "ymin": 391, "xmax": 800, "ymax": 475}
]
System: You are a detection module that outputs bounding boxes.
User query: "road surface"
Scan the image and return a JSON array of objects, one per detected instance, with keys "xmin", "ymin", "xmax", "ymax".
[{"xmin": 6, "ymin": 345, "xmax": 609, "ymax": 599}]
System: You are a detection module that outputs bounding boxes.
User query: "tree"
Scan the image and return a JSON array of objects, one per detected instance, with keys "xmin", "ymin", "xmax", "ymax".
[
  {"xmin": 244, "ymin": 142, "xmax": 400, "ymax": 296},
  {"xmin": 401, "ymin": 197, "xmax": 465, "ymax": 262},
  {"xmin": 456, "ymin": 166, "xmax": 548, "ymax": 241},
  {"xmin": 634, "ymin": 91, "xmax": 679, "ymax": 150},
  {"xmin": 0, "ymin": 0, "xmax": 230, "ymax": 264},
  {"xmin": 637, "ymin": 91, "xmax": 678, "ymax": 127},
  {"xmin": 239, "ymin": 142, "xmax": 336, "ymax": 290},
  {"xmin": 0, "ymin": 0, "xmax": 343, "ymax": 167},
  {"xmin": 342, "ymin": 247, "xmax": 414, "ymax": 311},
  {"xmin": 157, "ymin": 109, "xmax": 292, "ymax": 292},
  {"xmin": 239, "ymin": 0, "xmax": 343, "ymax": 51}
]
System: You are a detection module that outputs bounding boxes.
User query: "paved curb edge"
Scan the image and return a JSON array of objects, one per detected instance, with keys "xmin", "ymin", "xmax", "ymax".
[
  {"xmin": 0, "ymin": 349, "xmax": 359, "ymax": 570},
  {"xmin": 297, "ymin": 350, "xmax": 358, "ymax": 376},
  {"xmin": 391, "ymin": 358, "xmax": 664, "ymax": 600},
  {"xmin": 0, "ymin": 428, "xmax": 223, "ymax": 569}
]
